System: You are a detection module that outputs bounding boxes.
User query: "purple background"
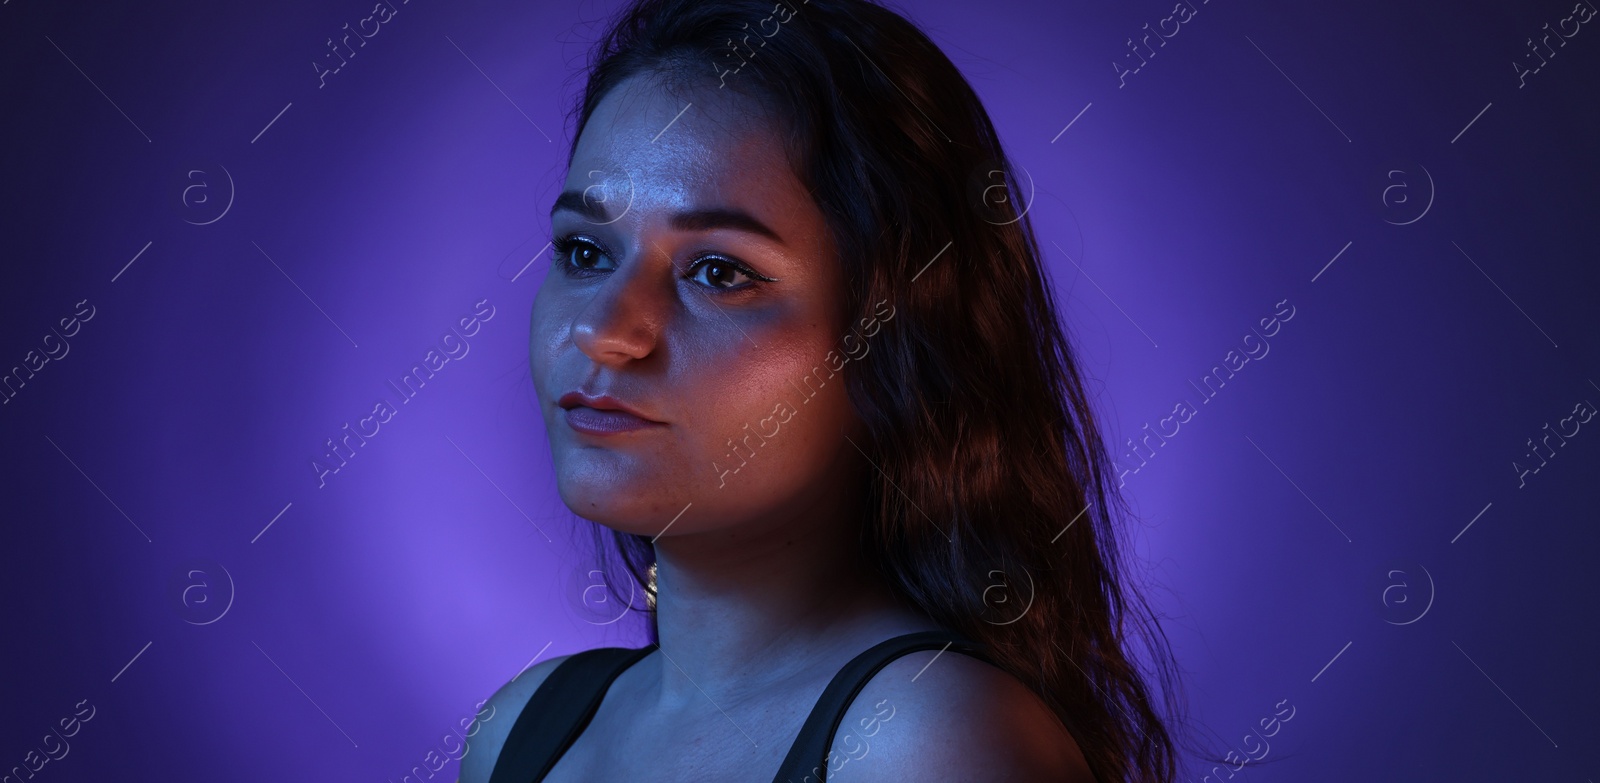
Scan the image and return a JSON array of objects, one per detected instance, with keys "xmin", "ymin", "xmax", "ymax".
[{"xmin": 3, "ymin": 0, "xmax": 1597, "ymax": 780}]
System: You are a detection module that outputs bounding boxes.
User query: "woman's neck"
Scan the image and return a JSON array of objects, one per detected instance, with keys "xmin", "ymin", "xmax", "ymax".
[{"xmin": 645, "ymin": 490, "xmax": 937, "ymax": 710}]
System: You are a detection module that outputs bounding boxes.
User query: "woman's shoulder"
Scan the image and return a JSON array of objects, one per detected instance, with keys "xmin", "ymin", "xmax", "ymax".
[
  {"xmin": 458, "ymin": 653, "xmax": 575, "ymax": 783},
  {"xmin": 825, "ymin": 647, "xmax": 1096, "ymax": 782}
]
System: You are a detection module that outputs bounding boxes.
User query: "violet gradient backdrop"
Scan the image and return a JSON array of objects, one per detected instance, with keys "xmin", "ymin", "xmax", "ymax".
[{"xmin": 3, "ymin": 0, "xmax": 1597, "ymax": 780}]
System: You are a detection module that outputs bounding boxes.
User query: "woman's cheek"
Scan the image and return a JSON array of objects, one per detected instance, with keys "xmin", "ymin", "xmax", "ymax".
[{"xmin": 528, "ymin": 304, "xmax": 571, "ymax": 387}]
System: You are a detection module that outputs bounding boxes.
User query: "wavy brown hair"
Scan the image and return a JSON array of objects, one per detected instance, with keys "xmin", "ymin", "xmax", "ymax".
[{"xmin": 570, "ymin": 0, "xmax": 1185, "ymax": 779}]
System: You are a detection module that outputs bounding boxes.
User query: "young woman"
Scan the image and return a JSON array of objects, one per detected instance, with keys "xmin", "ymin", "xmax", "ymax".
[{"xmin": 462, "ymin": 0, "xmax": 1182, "ymax": 780}]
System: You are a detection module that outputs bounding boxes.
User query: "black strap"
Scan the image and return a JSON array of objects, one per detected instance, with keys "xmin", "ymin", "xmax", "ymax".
[
  {"xmin": 488, "ymin": 645, "xmax": 656, "ymax": 783},
  {"xmin": 769, "ymin": 629, "xmax": 994, "ymax": 783}
]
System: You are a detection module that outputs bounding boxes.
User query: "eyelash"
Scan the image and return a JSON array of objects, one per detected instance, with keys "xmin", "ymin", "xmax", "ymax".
[{"xmin": 549, "ymin": 234, "xmax": 776, "ymax": 290}]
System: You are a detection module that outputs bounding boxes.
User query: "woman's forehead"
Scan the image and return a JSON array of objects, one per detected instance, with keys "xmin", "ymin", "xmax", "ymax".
[
  {"xmin": 572, "ymin": 78, "xmax": 796, "ymax": 191},
  {"xmin": 565, "ymin": 76, "xmax": 805, "ymax": 216}
]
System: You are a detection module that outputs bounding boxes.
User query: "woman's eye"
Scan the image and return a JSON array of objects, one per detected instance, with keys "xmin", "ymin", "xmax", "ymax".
[
  {"xmin": 686, "ymin": 257, "xmax": 758, "ymax": 289},
  {"xmin": 555, "ymin": 237, "xmax": 612, "ymax": 273}
]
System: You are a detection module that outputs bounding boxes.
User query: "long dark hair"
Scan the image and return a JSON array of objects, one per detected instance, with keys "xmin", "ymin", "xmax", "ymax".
[{"xmin": 569, "ymin": 1, "xmax": 1183, "ymax": 780}]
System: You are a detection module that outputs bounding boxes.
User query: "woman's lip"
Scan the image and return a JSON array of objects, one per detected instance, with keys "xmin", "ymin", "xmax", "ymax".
[
  {"xmin": 562, "ymin": 405, "xmax": 668, "ymax": 435},
  {"xmin": 556, "ymin": 391, "xmax": 662, "ymax": 422}
]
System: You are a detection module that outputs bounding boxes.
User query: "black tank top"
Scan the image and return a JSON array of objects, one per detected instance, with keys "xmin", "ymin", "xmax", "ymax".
[{"xmin": 487, "ymin": 629, "xmax": 994, "ymax": 782}]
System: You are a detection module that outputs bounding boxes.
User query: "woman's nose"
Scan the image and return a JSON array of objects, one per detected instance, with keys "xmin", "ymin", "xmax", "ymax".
[{"xmin": 570, "ymin": 253, "xmax": 669, "ymax": 365}]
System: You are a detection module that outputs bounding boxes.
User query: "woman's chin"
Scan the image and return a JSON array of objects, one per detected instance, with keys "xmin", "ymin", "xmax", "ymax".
[{"xmin": 554, "ymin": 474, "xmax": 681, "ymax": 534}]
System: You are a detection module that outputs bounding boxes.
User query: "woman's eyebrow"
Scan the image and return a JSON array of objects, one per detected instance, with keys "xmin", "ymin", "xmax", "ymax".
[{"xmin": 550, "ymin": 190, "xmax": 785, "ymax": 245}]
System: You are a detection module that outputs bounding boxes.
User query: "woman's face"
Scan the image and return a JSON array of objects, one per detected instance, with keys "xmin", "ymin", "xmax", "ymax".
[{"xmin": 531, "ymin": 73, "xmax": 864, "ymax": 540}]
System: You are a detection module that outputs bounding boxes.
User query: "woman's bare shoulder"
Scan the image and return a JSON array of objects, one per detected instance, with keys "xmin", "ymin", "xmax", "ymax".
[
  {"xmin": 823, "ymin": 650, "xmax": 1095, "ymax": 782},
  {"xmin": 458, "ymin": 654, "xmax": 575, "ymax": 783}
]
